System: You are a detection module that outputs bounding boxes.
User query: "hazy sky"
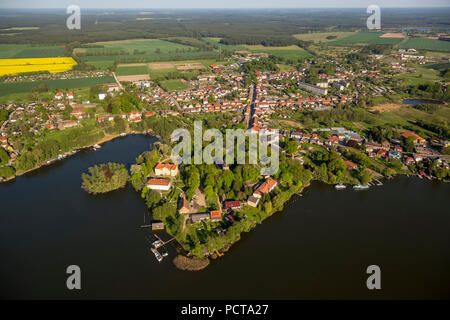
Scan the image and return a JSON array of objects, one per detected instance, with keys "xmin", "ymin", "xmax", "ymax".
[{"xmin": 1, "ymin": 0, "xmax": 449, "ymax": 9}]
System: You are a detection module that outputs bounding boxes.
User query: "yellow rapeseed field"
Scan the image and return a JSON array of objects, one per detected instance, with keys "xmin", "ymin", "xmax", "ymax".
[{"xmin": 0, "ymin": 57, "xmax": 77, "ymax": 76}]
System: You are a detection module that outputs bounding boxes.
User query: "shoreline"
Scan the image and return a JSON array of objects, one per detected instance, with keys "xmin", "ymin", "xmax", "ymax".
[
  {"xmin": 1, "ymin": 129, "xmax": 155, "ymax": 183},
  {"xmin": 174, "ymin": 173, "xmax": 447, "ymax": 271}
]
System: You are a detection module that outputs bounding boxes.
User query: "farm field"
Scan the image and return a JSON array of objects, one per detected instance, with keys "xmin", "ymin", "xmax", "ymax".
[
  {"xmin": 147, "ymin": 59, "xmax": 224, "ymax": 78},
  {"xmin": 328, "ymin": 32, "xmax": 404, "ymax": 45},
  {"xmin": 76, "ymin": 39, "xmax": 218, "ymax": 69},
  {"xmin": 116, "ymin": 65, "xmax": 149, "ymax": 76},
  {"xmin": 0, "ymin": 76, "xmax": 114, "ymax": 97},
  {"xmin": 243, "ymin": 45, "xmax": 314, "ymax": 59},
  {"xmin": 0, "ymin": 27, "xmax": 40, "ymax": 31},
  {"xmin": 0, "ymin": 57, "xmax": 77, "ymax": 76},
  {"xmin": 400, "ymin": 37, "xmax": 450, "ymax": 52},
  {"xmin": 0, "ymin": 44, "xmax": 65, "ymax": 59},
  {"xmin": 160, "ymin": 79, "xmax": 188, "ymax": 91},
  {"xmin": 293, "ymin": 31, "xmax": 358, "ymax": 42}
]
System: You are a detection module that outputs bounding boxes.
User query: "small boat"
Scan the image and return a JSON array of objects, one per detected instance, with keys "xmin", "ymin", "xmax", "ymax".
[
  {"xmin": 160, "ymin": 247, "xmax": 168, "ymax": 257},
  {"xmin": 151, "ymin": 248, "xmax": 163, "ymax": 262},
  {"xmin": 120, "ymin": 132, "xmax": 127, "ymax": 137},
  {"xmin": 93, "ymin": 144, "xmax": 101, "ymax": 149},
  {"xmin": 152, "ymin": 239, "xmax": 163, "ymax": 249},
  {"xmin": 353, "ymin": 184, "xmax": 369, "ymax": 190},
  {"xmin": 334, "ymin": 183, "xmax": 346, "ymax": 190}
]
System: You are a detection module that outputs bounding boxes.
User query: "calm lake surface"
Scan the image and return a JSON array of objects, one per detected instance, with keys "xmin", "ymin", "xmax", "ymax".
[
  {"xmin": 1, "ymin": 135, "xmax": 449, "ymax": 299},
  {"xmin": 402, "ymin": 99, "xmax": 442, "ymax": 106}
]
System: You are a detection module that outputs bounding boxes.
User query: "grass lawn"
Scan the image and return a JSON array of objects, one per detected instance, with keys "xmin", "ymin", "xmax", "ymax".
[
  {"xmin": 161, "ymin": 79, "xmax": 188, "ymax": 91},
  {"xmin": 394, "ymin": 65, "xmax": 442, "ymax": 86}
]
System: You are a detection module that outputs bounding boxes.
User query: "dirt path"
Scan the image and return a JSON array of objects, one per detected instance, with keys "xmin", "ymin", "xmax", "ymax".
[{"xmin": 112, "ymin": 72, "xmax": 124, "ymax": 90}]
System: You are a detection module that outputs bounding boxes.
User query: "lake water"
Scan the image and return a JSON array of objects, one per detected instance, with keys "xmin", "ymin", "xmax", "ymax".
[
  {"xmin": 402, "ymin": 99, "xmax": 442, "ymax": 106},
  {"xmin": 1, "ymin": 135, "xmax": 449, "ymax": 299}
]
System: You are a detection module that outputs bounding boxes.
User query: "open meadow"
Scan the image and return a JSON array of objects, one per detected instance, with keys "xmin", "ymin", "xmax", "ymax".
[{"xmin": 76, "ymin": 39, "xmax": 218, "ymax": 69}]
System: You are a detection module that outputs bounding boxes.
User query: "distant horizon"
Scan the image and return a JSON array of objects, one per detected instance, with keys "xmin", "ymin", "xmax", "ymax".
[
  {"xmin": 1, "ymin": 6, "xmax": 450, "ymax": 11},
  {"xmin": 1, "ymin": 0, "xmax": 450, "ymax": 10}
]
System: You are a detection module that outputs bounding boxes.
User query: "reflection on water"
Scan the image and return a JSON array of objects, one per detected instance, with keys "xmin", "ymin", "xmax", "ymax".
[{"xmin": 1, "ymin": 135, "xmax": 449, "ymax": 299}]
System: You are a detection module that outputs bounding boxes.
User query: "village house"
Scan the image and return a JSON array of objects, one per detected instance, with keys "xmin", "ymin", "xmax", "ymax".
[
  {"xmin": 146, "ymin": 178, "xmax": 171, "ymax": 191},
  {"xmin": 55, "ymin": 92, "xmax": 64, "ymax": 100},
  {"xmin": 210, "ymin": 210, "xmax": 222, "ymax": 222},
  {"xmin": 178, "ymin": 195, "xmax": 190, "ymax": 214},
  {"xmin": 190, "ymin": 213, "xmax": 210, "ymax": 223},
  {"xmin": 253, "ymin": 178, "xmax": 278, "ymax": 198},
  {"xmin": 128, "ymin": 111, "xmax": 142, "ymax": 123},
  {"xmin": 154, "ymin": 163, "xmax": 179, "ymax": 177},
  {"xmin": 71, "ymin": 106, "xmax": 85, "ymax": 120},
  {"xmin": 402, "ymin": 131, "xmax": 426, "ymax": 146},
  {"xmin": 58, "ymin": 120, "xmax": 79, "ymax": 130},
  {"xmin": 247, "ymin": 196, "xmax": 260, "ymax": 208},
  {"xmin": 344, "ymin": 160, "xmax": 358, "ymax": 170},
  {"xmin": 223, "ymin": 200, "xmax": 241, "ymax": 211}
]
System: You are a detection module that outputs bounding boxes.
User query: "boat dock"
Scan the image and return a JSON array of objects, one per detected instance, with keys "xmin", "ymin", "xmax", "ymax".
[{"xmin": 145, "ymin": 234, "xmax": 175, "ymax": 262}]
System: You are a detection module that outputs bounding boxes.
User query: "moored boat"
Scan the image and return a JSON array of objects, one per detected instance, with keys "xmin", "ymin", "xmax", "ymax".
[
  {"xmin": 151, "ymin": 248, "xmax": 163, "ymax": 262},
  {"xmin": 353, "ymin": 184, "xmax": 369, "ymax": 190},
  {"xmin": 334, "ymin": 183, "xmax": 346, "ymax": 189}
]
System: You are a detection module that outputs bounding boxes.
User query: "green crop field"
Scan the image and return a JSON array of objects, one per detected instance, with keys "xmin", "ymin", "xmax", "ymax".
[
  {"xmin": 294, "ymin": 31, "xmax": 358, "ymax": 42},
  {"xmin": 328, "ymin": 32, "xmax": 403, "ymax": 45},
  {"xmin": 78, "ymin": 39, "xmax": 218, "ymax": 69},
  {"xmin": 400, "ymin": 37, "xmax": 450, "ymax": 52},
  {"xmin": 82, "ymin": 51, "xmax": 218, "ymax": 69},
  {"xmin": 116, "ymin": 65, "xmax": 149, "ymax": 76},
  {"xmin": 0, "ymin": 76, "xmax": 114, "ymax": 96},
  {"xmin": 0, "ymin": 44, "xmax": 65, "ymax": 59},
  {"xmin": 243, "ymin": 45, "xmax": 314, "ymax": 59},
  {"xmin": 160, "ymin": 79, "xmax": 188, "ymax": 91},
  {"xmin": 84, "ymin": 39, "xmax": 196, "ymax": 55}
]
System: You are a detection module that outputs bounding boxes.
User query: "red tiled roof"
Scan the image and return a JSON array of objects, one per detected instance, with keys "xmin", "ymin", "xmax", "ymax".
[
  {"xmin": 147, "ymin": 178, "xmax": 170, "ymax": 186},
  {"xmin": 255, "ymin": 178, "xmax": 277, "ymax": 195},
  {"xmin": 224, "ymin": 201, "xmax": 241, "ymax": 210},
  {"xmin": 210, "ymin": 210, "xmax": 222, "ymax": 220},
  {"xmin": 155, "ymin": 163, "xmax": 177, "ymax": 170}
]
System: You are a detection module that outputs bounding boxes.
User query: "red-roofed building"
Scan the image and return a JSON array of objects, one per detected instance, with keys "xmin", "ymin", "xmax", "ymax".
[
  {"xmin": 344, "ymin": 160, "xmax": 358, "ymax": 170},
  {"xmin": 223, "ymin": 201, "xmax": 241, "ymax": 211},
  {"xmin": 210, "ymin": 210, "xmax": 222, "ymax": 222},
  {"xmin": 146, "ymin": 178, "xmax": 171, "ymax": 191},
  {"xmin": 402, "ymin": 131, "xmax": 426, "ymax": 144},
  {"xmin": 253, "ymin": 178, "xmax": 278, "ymax": 198},
  {"xmin": 154, "ymin": 163, "xmax": 179, "ymax": 176}
]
